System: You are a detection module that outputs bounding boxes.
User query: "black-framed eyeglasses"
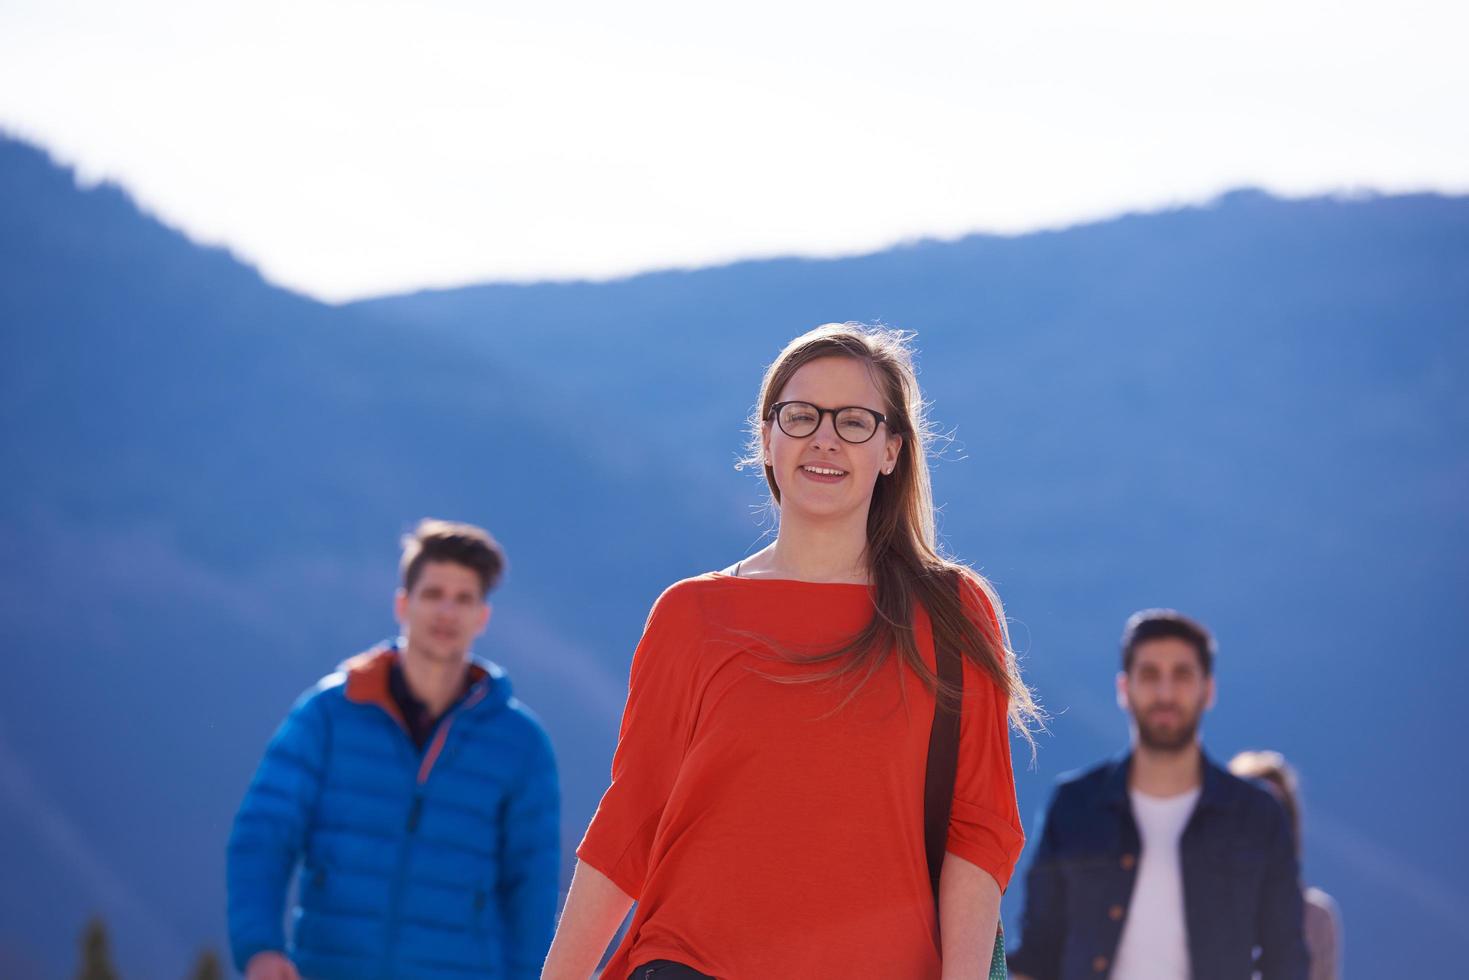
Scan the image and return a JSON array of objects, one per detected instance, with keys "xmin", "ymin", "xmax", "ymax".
[{"xmin": 768, "ymin": 401, "xmax": 888, "ymax": 444}]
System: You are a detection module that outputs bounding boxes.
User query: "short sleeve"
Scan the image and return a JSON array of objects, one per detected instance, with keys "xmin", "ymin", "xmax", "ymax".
[
  {"xmin": 944, "ymin": 575, "xmax": 1026, "ymax": 890},
  {"xmin": 576, "ymin": 581, "xmax": 703, "ymax": 899}
]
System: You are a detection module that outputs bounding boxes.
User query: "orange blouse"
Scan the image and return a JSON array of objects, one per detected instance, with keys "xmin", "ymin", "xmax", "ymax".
[{"xmin": 578, "ymin": 573, "xmax": 1024, "ymax": 980}]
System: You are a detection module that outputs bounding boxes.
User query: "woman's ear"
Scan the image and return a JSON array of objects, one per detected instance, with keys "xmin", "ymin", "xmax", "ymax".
[{"xmin": 884, "ymin": 433, "xmax": 903, "ymax": 474}]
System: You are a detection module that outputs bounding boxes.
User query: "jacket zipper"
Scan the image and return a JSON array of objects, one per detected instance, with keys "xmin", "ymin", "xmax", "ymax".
[
  {"xmin": 416, "ymin": 685, "xmax": 488, "ymax": 784},
  {"xmin": 381, "ymin": 725, "xmax": 420, "ymax": 980},
  {"xmin": 382, "ymin": 683, "xmax": 490, "ymax": 977}
]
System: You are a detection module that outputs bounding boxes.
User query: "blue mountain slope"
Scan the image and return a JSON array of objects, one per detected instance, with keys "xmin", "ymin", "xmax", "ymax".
[
  {"xmin": 4, "ymin": 128, "xmax": 1467, "ymax": 975},
  {"xmin": 354, "ymin": 189, "xmax": 1469, "ymax": 976},
  {"xmin": 0, "ymin": 136, "xmax": 737, "ymax": 978}
]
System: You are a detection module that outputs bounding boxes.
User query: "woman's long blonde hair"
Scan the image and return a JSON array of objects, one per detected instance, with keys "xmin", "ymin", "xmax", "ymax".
[{"xmin": 739, "ymin": 323, "xmax": 1042, "ymax": 739}]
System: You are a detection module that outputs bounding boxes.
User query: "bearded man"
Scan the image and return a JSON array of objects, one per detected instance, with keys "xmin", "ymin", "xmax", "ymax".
[{"xmin": 1007, "ymin": 610, "xmax": 1309, "ymax": 980}]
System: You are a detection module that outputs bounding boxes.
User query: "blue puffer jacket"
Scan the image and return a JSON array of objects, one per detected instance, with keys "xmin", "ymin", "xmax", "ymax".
[{"xmin": 227, "ymin": 646, "xmax": 560, "ymax": 980}]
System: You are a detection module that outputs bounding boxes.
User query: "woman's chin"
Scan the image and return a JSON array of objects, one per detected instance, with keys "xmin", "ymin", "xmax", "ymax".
[{"xmin": 780, "ymin": 491, "xmax": 869, "ymax": 524}]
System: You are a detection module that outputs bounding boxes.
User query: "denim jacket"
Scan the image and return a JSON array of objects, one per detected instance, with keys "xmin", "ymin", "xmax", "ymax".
[{"xmin": 1006, "ymin": 750, "xmax": 1308, "ymax": 980}]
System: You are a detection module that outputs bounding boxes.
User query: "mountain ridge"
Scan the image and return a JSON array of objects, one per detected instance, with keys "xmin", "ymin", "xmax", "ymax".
[{"xmin": 3, "ymin": 132, "xmax": 1465, "ymax": 977}]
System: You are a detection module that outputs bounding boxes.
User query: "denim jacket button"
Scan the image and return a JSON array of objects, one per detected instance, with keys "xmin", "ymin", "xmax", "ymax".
[
  {"xmin": 1108, "ymin": 903, "xmax": 1124, "ymax": 921},
  {"xmin": 1092, "ymin": 954, "xmax": 1109, "ymax": 973},
  {"xmin": 1119, "ymin": 853, "xmax": 1136, "ymax": 870}
]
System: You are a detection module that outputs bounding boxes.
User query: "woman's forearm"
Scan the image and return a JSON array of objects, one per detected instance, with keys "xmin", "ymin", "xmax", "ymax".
[
  {"xmin": 938, "ymin": 852, "xmax": 1002, "ymax": 980},
  {"xmin": 541, "ymin": 860, "xmax": 635, "ymax": 980}
]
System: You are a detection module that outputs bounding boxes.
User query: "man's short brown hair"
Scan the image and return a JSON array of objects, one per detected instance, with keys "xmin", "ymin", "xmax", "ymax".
[
  {"xmin": 1121, "ymin": 608, "xmax": 1216, "ymax": 675},
  {"xmin": 400, "ymin": 519, "xmax": 506, "ymax": 597}
]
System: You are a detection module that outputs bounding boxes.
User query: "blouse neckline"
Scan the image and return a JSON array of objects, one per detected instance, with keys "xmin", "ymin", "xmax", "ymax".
[{"xmin": 705, "ymin": 570, "xmax": 872, "ymax": 588}]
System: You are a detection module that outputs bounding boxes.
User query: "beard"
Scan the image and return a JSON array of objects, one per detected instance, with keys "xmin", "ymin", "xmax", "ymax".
[{"xmin": 1133, "ymin": 703, "xmax": 1204, "ymax": 752}]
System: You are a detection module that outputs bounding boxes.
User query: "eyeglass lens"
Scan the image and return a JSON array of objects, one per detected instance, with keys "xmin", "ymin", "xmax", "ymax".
[{"xmin": 776, "ymin": 402, "xmax": 878, "ymax": 443}]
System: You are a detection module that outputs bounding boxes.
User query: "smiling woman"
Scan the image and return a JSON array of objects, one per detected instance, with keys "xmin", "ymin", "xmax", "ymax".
[
  {"xmin": 760, "ymin": 360, "xmax": 901, "ymax": 526},
  {"xmin": 541, "ymin": 323, "xmax": 1042, "ymax": 980}
]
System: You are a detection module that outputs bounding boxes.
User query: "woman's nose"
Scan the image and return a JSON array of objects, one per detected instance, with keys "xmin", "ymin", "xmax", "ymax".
[{"xmin": 809, "ymin": 411, "xmax": 841, "ymax": 448}]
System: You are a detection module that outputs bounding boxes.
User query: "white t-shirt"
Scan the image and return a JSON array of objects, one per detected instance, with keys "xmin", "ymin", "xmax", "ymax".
[{"xmin": 1110, "ymin": 787, "xmax": 1202, "ymax": 980}]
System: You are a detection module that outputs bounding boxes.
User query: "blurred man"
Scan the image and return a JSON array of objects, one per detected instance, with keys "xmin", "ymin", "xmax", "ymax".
[
  {"xmin": 1007, "ymin": 610, "xmax": 1307, "ymax": 980},
  {"xmin": 227, "ymin": 520, "xmax": 560, "ymax": 980}
]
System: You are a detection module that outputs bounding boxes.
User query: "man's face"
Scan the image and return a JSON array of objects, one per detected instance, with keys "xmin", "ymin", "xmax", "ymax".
[
  {"xmin": 394, "ymin": 561, "xmax": 491, "ymax": 665},
  {"xmin": 1117, "ymin": 637, "xmax": 1215, "ymax": 752}
]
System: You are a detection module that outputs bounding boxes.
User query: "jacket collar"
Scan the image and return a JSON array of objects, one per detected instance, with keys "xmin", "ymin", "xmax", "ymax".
[
  {"xmin": 340, "ymin": 642, "xmax": 501, "ymax": 724},
  {"xmin": 1103, "ymin": 746, "xmax": 1230, "ymax": 811}
]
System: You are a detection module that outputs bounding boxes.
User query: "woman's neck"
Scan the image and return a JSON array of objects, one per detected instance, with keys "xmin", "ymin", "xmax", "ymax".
[{"xmin": 750, "ymin": 510, "xmax": 871, "ymax": 583}]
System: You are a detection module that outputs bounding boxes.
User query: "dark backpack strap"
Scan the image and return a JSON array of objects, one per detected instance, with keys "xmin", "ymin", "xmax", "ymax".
[
  {"xmin": 925, "ymin": 625, "xmax": 1009, "ymax": 979},
  {"xmin": 923, "ymin": 636, "xmax": 964, "ymax": 900}
]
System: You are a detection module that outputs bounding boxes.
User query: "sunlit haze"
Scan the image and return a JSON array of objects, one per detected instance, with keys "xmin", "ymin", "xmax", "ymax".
[{"xmin": 2, "ymin": 0, "xmax": 1464, "ymax": 301}]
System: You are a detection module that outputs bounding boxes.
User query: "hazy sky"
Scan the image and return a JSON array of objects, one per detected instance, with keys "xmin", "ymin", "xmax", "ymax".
[{"xmin": 2, "ymin": 0, "xmax": 1464, "ymax": 301}]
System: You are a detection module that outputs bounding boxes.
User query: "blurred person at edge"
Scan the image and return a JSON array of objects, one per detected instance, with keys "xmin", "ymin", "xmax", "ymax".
[
  {"xmin": 1230, "ymin": 751, "xmax": 1342, "ymax": 980},
  {"xmin": 541, "ymin": 323, "xmax": 1043, "ymax": 979},
  {"xmin": 1007, "ymin": 611, "xmax": 1309, "ymax": 980},
  {"xmin": 227, "ymin": 520, "xmax": 560, "ymax": 980}
]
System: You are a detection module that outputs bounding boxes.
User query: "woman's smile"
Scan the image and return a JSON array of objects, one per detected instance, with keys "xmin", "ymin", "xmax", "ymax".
[{"xmin": 798, "ymin": 463, "xmax": 848, "ymax": 483}]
